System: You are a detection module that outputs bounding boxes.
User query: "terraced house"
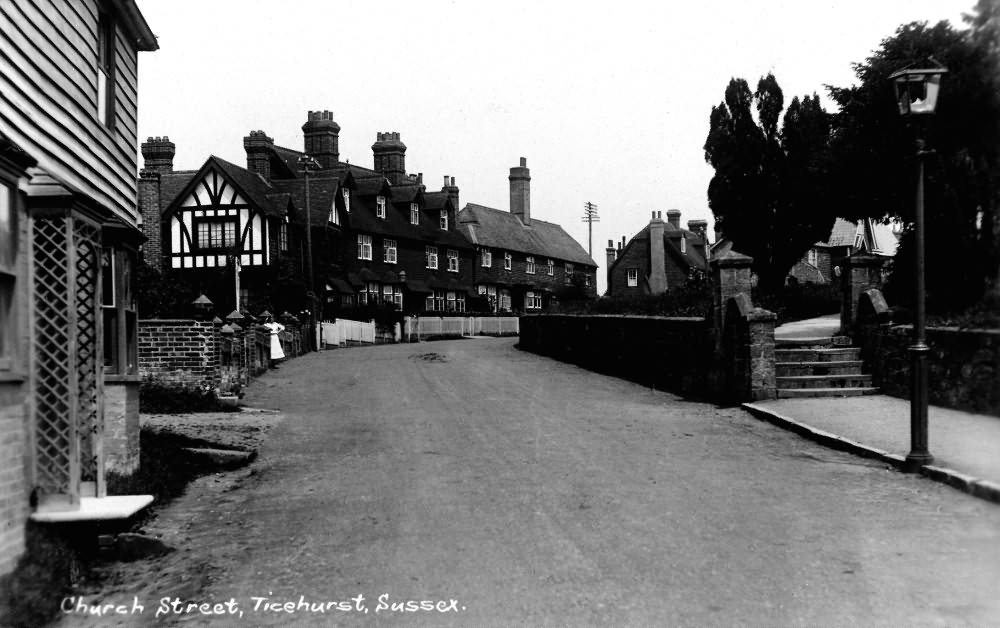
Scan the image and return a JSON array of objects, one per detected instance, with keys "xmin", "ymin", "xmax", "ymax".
[
  {"xmin": 0, "ymin": 0, "xmax": 157, "ymax": 577},
  {"xmin": 458, "ymin": 158, "xmax": 598, "ymax": 311},
  {"xmin": 140, "ymin": 111, "xmax": 475, "ymax": 316}
]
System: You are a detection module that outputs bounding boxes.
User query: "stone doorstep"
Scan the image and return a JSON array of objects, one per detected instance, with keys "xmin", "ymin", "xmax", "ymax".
[
  {"xmin": 776, "ymin": 374, "xmax": 873, "ymax": 389},
  {"xmin": 775, "ymin": 335, "xmax": 852, "ymax": 347},
  {"xmin": 29, "ymin": 495, "xmax": 154, "ymax": 523},
  {"xmin": 776, "ymin": 360, "xmax": 864, "ymax": 376},
  {"xmin": 776, "ymin": 387, "xmax": 879, "ymax": 398},
  {"xmin": 775, "ymin": 347, "xmax": 862, "ymax": 362}
]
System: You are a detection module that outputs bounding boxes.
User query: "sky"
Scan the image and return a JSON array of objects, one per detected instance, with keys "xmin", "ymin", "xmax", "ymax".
[{"xmin": 134, "ymin": 0, "xmax": 974, "ymax": 295}]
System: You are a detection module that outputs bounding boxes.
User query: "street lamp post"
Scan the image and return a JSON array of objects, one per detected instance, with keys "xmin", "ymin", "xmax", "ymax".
[{"xmin": 889, "ymin": 61, "xmax": 947, "ymax": 472}]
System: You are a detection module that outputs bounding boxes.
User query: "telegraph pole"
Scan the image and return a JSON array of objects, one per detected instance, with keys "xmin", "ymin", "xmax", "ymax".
[{"xmin": 581, "ymin": 201, "xmax": 600, "ymax": 257}]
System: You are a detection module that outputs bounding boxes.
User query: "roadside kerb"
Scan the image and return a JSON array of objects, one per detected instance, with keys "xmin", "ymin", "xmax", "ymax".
[{"xmin": 741, "ymin": 402, "xmax": 1000, "ymax": 505}]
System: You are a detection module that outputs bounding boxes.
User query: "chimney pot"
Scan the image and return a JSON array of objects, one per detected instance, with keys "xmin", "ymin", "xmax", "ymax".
[
  {"xmin": 520, "ymin": 157, "xmax": 527, "ymax": 167},
  {"xmin": 666, "ymin": 209, "xmax": 681, "ymax": 228},
  {"xmin": 141, "ymin": 135, "xmax": 176, "ymax": 176},
  {"xmin": 509, "ymin": 157, "xmax": 531, "ymax": 224},
  {"xmin": 444, "ymin": 175, "xmax": 449, "ymax": 186}
]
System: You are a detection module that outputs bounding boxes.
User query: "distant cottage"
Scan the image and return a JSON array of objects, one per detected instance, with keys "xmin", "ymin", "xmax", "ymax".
[{"xmin": 605, "ymin": 210, "xmax": 710, "ymax": 296}]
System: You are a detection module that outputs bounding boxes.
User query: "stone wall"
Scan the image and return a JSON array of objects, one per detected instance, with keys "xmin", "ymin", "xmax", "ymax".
[
  {"xmin": 856, "ymin": 290, "xmax": 1000, "ymax": 417},
  {"xmin": 519, "ymin": 314, "xmax": 715, "ymax": 396}
]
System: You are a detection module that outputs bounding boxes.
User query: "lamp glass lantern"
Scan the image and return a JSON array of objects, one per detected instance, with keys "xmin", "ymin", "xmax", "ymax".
[{"xmin": 889, "ymin": 65, "xmax": 948, "ymax": 116}]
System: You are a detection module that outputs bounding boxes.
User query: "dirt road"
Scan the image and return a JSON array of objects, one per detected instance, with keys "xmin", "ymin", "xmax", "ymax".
[{"xmin": 57, "ymin": 338, "xmax": 1000, "ymax": 627}]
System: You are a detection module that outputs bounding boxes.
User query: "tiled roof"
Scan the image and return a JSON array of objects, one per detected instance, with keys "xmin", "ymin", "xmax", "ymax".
[
  {"xmin": 609, "ymin": 222, "xmax": 709, "ymax": 274},
  {"xmin": 270, "ymin": 174, "xmax": 342, "ymax": 228},
  {"xmin": 818, "ymin": 218, "xmax": 857, "ymax": 248},
  {"xmin": 212, "ymin": 156, "xmax": 281, "ymax": 216},
  {"xmin": 347, "ymin": 186, "xmax": 470, "ymax": 249},
  {"xmin": 457, "ymin": 203, "xmax": 596, "ymax": 268},
  {"xmin": 157, "ymin": 170, "xmax": 197, "ymax": 214}
]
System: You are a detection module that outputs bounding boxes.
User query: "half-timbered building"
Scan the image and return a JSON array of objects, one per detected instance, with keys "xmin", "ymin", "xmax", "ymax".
[
  {"xmin": 142, "ymin": 110, "xmax": 479, "ymax": 317},
  {"xmin": 0, "ymin": 0, "xmax": 157, "ymax": 577}
]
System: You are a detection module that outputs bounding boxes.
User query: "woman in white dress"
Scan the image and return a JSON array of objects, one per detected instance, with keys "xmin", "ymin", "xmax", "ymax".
[{"xmin": 262, "ymin": 313, "xmax": 285, "ymax": 366}]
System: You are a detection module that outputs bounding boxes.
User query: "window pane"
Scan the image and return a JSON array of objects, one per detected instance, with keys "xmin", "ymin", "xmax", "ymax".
[
  {"xmin": 103, "ymin": 307, "xmax": 118, "ymax": 371},
  {"xmin": 0, "ymin": 184, "xmax": 15, "ymax": 268}
]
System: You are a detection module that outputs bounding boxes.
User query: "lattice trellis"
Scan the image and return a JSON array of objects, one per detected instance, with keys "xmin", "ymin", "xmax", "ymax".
[{"xmin": 31, "ymin": 213, "xmax": 104, "ymax": 506}]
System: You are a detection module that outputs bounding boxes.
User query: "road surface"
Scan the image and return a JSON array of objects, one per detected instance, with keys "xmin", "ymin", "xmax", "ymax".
[{"xmin": 67, "ymin": 337, "xmax": 1000, "ymax": 627}]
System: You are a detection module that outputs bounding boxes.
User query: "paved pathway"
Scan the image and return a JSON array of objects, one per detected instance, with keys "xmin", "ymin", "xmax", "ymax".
[{"xmin": 60, "ymin": 338, "xmax": 1000, "ymax": 627}]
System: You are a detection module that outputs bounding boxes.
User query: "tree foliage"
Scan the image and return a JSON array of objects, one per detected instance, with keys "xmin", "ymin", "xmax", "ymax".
[
  {"xmin": 827, "ymin": 4, "xmax": 1000, "ymax": 310},
  {"xmin": 704, "ymin": 75, "xmax": 837, "ymax": 292}
]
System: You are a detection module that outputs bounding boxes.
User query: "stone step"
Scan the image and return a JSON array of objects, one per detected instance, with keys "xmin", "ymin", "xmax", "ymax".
[
  {"xmin": 775, "ymin": 347, "xmax": 861, "ymax": 362},
  {"xmin": 776, "ymin": 374, "xmax": 873, "ymax": 389},
  {"xmin": 775, "ymin": 335, "xmax": 852, "ymax": 349},
  {"xmin": 775, "ymin": 360, "xmax": 864, "ymax": 377},
  {"xmin": 777, "ymin": 387, "xmax": 879, "ymax": 398}
]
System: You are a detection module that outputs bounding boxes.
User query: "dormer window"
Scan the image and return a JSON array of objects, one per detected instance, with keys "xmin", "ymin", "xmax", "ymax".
[
  {"xmin": 376, "ymin": 195, "xmax": 386, "ymax": 219},
  {"xmin": 440, "ymin": 210, "xmax": 448, "ymax": 230},
  {"xmin": 410, "ymin": 203, "xmax": 419, "ymax": 225},
  {"xmin": 342, "ymin": 188, "xmax": 350, "ymax": 213},
  {"xmin": 328, "ymin": 200, "xmax": 339, "ymax": 225}
]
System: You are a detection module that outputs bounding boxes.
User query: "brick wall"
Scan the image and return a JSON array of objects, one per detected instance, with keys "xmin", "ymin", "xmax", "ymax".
[
  {"xmin": 472, "ymin": 249, "xmax": 597, "ymax": 299},
  {"xmin": 856, "ymin": 291, "xmax": 1000, "ymax": 416},
  {"xmin": 137, "ymin": 174, "xmax": 162, "ymax": 270},
  {"xmin": 0, "ymin": 387, "xmax": 28, "ymax": 577},
  {"xmin": 138, "ymin": 319, "xmax": 220, "ymax": 387},
  {"xmin": 519, "ymin": 314, "xmax": 714, "ymax": 395}
]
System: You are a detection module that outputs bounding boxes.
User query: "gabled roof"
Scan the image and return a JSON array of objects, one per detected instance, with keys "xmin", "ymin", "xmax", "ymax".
[
  {"xmin": 608, "ymin": 222, "xmax": 709, "ymax": 274},
  {"xmin": 817, "ymin": 218, "xmax": 857, "ymax": 248},
  {"xmin": 457, "ymin": 203, "xmax": 596, "ymax": 267},
  {"xmin": 270, "ymin": 173, "xmax": 342, "ymax": 228},
  {"xmin": 390, "ymin": 183, "xmax": 424, "ymax": 205},
  {"xmin": 161, "ymin": 156, "xmax": 281, "ymax": 218},
  {"xmin": 348, "ymin": 184, "xmax": 469, "ymax": 248},
  {"xmin": 422, "ymin": 191, "xmax": 452, "ymax": 211}
]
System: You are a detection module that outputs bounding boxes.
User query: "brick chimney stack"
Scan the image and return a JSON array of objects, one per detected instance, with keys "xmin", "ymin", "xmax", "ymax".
[
  {"xmin": 302, "ymin": 110, "xmax": 340, "ymax": 169},
  {"xmin": 666, "ymin": 209, "xmax": 681, "ymax": 229},
  {"xmin": 443, "ymin": 175, "xmax": 459, "ymax": 211},
  {"xmin": 648, "ymin": 211, "xmax": 668, "ymax": 294},
  {"xmin": 140, "ymin": 136, "xmax": 175, "ymax": 175},
  {"xmin": 243, "ymin": 130, "xmax": 274, "ymax": 180},
  {"xmin": 509, "ymin": 157, "xmax": 531, "ymax": 225},
  {"xmin": 606, "ymin": 239, "xmax": 617, "ymax": 293},
  {"xmin": 687, "ymin": 219, "xmax": 710, "ymax": 263},
  {"xmin": 372, "ymin": 132, "xmax": 407, "ymax": 185}
]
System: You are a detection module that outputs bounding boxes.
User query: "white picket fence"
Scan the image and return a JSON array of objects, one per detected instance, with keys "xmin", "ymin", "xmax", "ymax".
[
  {"xmin": 322, "ymin": 316, "xmax": 519, "ymax": 347},
  {"xmin": 321, "ymin": 319, "xmax": 377, "ymax": 347},
  {"xmin": 403, "ymin": 316, "xmax": 519, "ymax": 341}
]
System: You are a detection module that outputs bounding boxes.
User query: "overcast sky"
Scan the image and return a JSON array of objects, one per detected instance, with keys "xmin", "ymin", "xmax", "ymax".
[{"xmin": 135, "ymin": 0, "xmax": 972, "ymax": 294}]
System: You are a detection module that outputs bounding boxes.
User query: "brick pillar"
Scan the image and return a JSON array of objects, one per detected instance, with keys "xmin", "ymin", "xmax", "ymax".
[
  {"xmin": 841, "ymin": 253, "xmax": 885, "ymax": 336},
  {"xmin": 711, "ymin": 249, "xmax": 754, "ymax": 341},
  {"xmin": 747, "ymin": 308, "xmax": 777, "ymax": 400},
  {"xmin": 138, "ymin": 173, "xmax": 162, "ymax": 270}
]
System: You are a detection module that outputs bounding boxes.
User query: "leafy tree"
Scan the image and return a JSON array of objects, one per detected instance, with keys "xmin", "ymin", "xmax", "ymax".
[
  {"xmin": 704, "ymin": 75, "xmax": 837, "ymax": 291},
  {"xmin": 827, "ymin": 4, "xmax": 1000, "ymax": 310}
]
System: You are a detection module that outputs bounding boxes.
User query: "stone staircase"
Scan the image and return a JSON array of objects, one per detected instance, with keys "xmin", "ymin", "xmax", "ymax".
[{"xmin": 775, "ymin": 336, "xmax": 878, "ymax": 398}]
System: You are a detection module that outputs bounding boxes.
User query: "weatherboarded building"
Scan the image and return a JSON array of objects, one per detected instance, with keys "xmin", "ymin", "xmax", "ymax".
[
  {"xmin": 0, "ymin": 0, "xmax": 157, "ymax": 577},
  {"xmin": 457, "ymin": 159, "xmax": 598, "ymax": 312}
]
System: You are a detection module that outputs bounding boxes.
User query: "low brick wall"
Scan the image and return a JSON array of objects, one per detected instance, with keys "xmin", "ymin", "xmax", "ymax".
[
  {"xmin": 857, "ymin": 292, "xmax": 1000, "ymax": 416},
  {"xmin": 138, "ymin": 319, "xmax": 220, "ymax": 388},
  {"xmin": 519, "ymin": 314, "xmax": 715, "ymax": 396}
]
